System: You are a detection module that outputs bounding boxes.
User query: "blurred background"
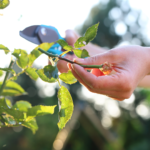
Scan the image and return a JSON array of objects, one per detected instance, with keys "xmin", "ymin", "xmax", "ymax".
[{"xmin": 1, "ymin": 0, "xmax": 150, "ymax": 149}]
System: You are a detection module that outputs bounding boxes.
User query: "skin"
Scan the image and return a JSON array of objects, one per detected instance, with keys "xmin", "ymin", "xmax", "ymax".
[
  {"xmin": 50, "ymin": 30, "xmax": 150, "ymax": 101},
  {"xmin": 55, "ymin": 30, "xmax": 106, "ymax": 73},
  {"xmin": 68, "ymin": 46, "xmax": 150, "ymax": 101}
]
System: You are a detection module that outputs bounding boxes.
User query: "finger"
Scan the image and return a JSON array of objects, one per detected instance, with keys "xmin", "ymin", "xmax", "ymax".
[
  {"xmin": 57, "ymin": 54, "xmax": 77, "ymax": 73},
  {"xmin": 74, "ymin": 50, "xmax": 117, "ymax": 66},
  {"xmin": 69, "ymin": 63, "xmax": 88, "ymax": 86},
  {"xmin": 70, "ymin": 64, "xmax": 129, "ymax": 100},
  {"xmin": 71, "ymin": 64, "xmax": 127, "ymax": 91},
  {"xmin": 65, "ymin": 30, "xmax": 79, "ymax": 46},
  {"xmin": 70, "ymin": 64, "xmax": 130, "ymax": 100}
]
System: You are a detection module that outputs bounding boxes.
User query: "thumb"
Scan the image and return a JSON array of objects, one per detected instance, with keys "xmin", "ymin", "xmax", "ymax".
[
  {"xmin": 65, "ymin": 30, "xmax": 79, "ymax": 46},
  {"xmin": 74, "ymin": 51, "xmax": 114, "ymax": 65}
]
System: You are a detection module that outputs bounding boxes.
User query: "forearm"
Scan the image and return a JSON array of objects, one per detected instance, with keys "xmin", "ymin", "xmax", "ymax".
[{"xmin": 135, "ymin": 47, "xmax": 150, "ymax": 88}]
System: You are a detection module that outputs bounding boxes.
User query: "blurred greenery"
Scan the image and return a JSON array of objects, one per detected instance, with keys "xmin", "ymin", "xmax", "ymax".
[
  {"xmin": 1, "ymin": 0, "xmax": 150, "ymax": 149},
  {"xmin": 77, "ymin": 0, "xmax": 150, "ymax": 149}
]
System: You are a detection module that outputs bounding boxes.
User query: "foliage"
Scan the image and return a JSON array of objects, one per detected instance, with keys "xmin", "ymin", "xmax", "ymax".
[
  {"xmin": 1, "ymin": 0, "xmax": 150, "ymax": 150},
  {"xmin": 0, "ymin": 0, "xmax": 9, "ymax": 9},
  {"xmin": 78, "ymin": 0, "xmax": 150, "ymax": 150},
  {"xmin": 0, "ymin": 22, "xmax": 100, "ymax": 133}
]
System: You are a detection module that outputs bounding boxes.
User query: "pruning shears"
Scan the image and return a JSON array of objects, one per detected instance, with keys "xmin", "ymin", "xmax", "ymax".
[{"xmin": 19, "ymin": 25, "xmax": 73, "ymax": 56}]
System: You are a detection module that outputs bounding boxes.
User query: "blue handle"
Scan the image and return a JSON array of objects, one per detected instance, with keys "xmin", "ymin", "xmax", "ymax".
[
  {"xmin": 40, "ymin": 25, "xmax": 74, "ymax": 56},
  {"xmin": 40, "ymin": 25, "xmax": 68, "ymax": 56}
]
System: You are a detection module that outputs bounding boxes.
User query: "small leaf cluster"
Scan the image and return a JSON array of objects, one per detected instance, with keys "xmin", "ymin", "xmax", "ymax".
[
  {"xmin": 57, "ymin": 23, "xmax": 99, "ymax": 59},
  {"xmin": 0, "ymin": 0, "xmax": 10, "ymax": 9},
  {"xmin": 0, "ymin": 23, "xmax": 99, "ymax": 132},
  {"xmin": 0, "ymin": 98, "xmax": 56, "ymax": 133}
]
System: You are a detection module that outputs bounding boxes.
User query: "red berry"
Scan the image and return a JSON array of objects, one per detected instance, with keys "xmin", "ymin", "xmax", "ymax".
[{"xmin": 91, "ymin": 69, "xmax": 105, "ymax": 77}]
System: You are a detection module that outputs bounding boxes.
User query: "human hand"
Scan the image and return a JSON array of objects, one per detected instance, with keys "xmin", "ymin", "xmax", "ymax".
[
  {"xmin": 68, "ymin": 45, "xmax": 150, "ymax": 101},
  {"xmin": 54, "ymin": 30, "xmax": 79, "ymax": 73},
  {"xmin": 49, "ymin": 30, "xmax": 106, "ymax": 73}
]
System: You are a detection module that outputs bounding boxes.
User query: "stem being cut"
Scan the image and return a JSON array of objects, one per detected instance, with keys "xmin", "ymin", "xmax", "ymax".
[
  {"xmin": 57, "ymin": 79, "xmax": 61, "ymax": 88},
  {"xmin": 38, "ymin": 48, "xmax": 104, "ymax": 69},
  {"xmin": 0, "ymin": 60, "xmax": 14, "ymax": 95}
]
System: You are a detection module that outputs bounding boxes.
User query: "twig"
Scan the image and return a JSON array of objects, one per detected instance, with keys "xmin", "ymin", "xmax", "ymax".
[
  {"xmin": 38, "ymin": 48, "xmax": 103, "ymax": 68},
  {"xmin": 8, "ymin": 70, "xmax": 25, "ymax": 81},
  {"xmin": 0, "ymin": 60, "xmax": 14, "ymax": 95},
  {"xmin": 0, "ymin": 114, "xmax": 5, "ymax": 125}
]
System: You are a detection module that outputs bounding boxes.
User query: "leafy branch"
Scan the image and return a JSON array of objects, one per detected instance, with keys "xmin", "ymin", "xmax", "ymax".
[
  {"xmin": 0, "ymin": 60, "xmax": 14, "ymax": 95},
  {"xmin": 38, "ymin": 47, "xmax": 103, "ymax": 69},
  {"xmin": 0, "ymin": 22, "xmax": 112, "ymax": 133}
]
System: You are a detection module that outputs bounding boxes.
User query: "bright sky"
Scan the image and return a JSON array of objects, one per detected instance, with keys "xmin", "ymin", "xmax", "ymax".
[
  {"xmin": 0, "ymin": 0, "xmax": 150, "ymax": 68},
  {"xmin": 0, "ymin": 0, "xmax": 100, "ymax": 67},
  {"xmin": 0, "ymin": 0, "xmax": 149, "ymax": 117}
]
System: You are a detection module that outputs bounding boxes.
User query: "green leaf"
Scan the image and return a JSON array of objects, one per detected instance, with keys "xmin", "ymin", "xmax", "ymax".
[
  {"xmin": 0, "ymin": 98, "xmax": 26, "ymax": 122},
  {"xmin": 1, "ymin": 89, "xmax": 27, "ymax": 96},
  {"xmin": 57, "ymin": 39, "xmax": 73, "ymax": 51},
  {"xmin": 74, "ymin": 37, "xmax": 87, "ymax": 48},
  {"xmin": 0, "ymin": 115, "xmax": 6, "ymax": 123},
  {"xmin": 84, "ymin": 23, "xmax": 99, "ymax": 43},
  {"xmin": 0, "ymin": 0, "xmax": 10, "ymax": 9},
  {"xmin": 43, "ymin": 65, "xmax": 58, "ymax": 79},
  {"xmin": 36, "ymin": 70, "xmax": 57, "ymax": 83},
  {"xmin": 0, "ymin": 68, "xmax": 15, "ymax": 74},
  {"xmin": 0, "ymin": 70, "xmax": 3, "ymax": 77},
  {"xmin": 27, "ymin": 105, "xmax": 56, "ymax": 121},
  {"xmin": 0, "ymin": 44, "xmax": 10, "ymax": 54},
  {"xmin": 1, "ymin": 116, "xmax": 16, "ymax": 126},
  {"xmin": 12, "ymin": 101, "xmax": 32, "ymax": 112},
  {"xmin": 9, "ymin": 76, "xmax": 17, "ymax": 81},
  {"xmin": 0, "ymin": 97, "xmax": 10, "ymax": 108},
  {"xmin": 36, "ymin": 65, "xmax": 58, "ymax": 83},
  {"xmin": 22, "ymin": 118, "xmax": 38, "ymax": 134},
  {"xmin": 5, "ymin": 99, "xmax": 12, "ymax": 108},
  {"xmin": 28, "ymin": 42, "xmax": 54, "ymax": 66},
  {"xmin": 0, "ymin": 81, "xmax": 27, "ymax": 96},
  {"xmin": 25, "ymin": 68, "xmax": 39, "ymax": 80},
  {"xmin": 73, "ymin": 49, "xmax": 90, "ymax": 58},
  {"xmin": 74, "ymin": 23, "xmax": 99, "ymax": 48},
  {"xmin": 59, "ymin": 70, "xmax": 77, "ymax": 84},
  {"xmin": 57, "ymin": 86, "xmax": 73, "ymax": 130},
  {"xmin": 0, "ymin": 81, "xmax": 26, "ymax": 93},
  {"xmin": 12, "ymin": 49, "xmax": 29, "ymax": 69}
]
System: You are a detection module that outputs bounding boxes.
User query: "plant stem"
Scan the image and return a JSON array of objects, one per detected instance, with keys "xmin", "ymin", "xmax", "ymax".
[
  {"xmin": 38, "ymin": 48, "xmax": 103, "ymax": 68},
  {"xmin": 0, "ymin": 114, "xmax": 5, "ymax": 125},
  {"xmin": 0, "ymin": 124, "xmax": 21, "ymax": 128},
  {"xmin": 57, "ymin": 79, "xmax": 61, "ymax": 88},
  {"xmin": 8, "ymin": 70, "xmax": 25, "ymax": 81},
  {"xmin": 0, "ymin": 60, "xmax": 14, "ymax": 95}
]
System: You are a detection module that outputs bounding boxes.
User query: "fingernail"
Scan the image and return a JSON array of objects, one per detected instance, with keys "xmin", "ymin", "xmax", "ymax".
[
  {"xmin": 74, "ymin": 58, "xmax": 84, "ymax": 63},
  {"xmin": 71, "ymin": 64, "xmax": 75, "ymax": 71},
  {"xmin": 67, "ymin": 63, "xmax": 70, "ymax": 70}
]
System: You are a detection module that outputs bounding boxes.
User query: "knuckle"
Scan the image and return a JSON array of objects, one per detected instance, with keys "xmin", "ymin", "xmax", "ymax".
[
  {"xmin": 109, "ymin": 49, "xmax": 118, "ymax": 59},
  {"xmin": 85, "ymin": 56, "xmax": 99, "ymax": 65}
]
